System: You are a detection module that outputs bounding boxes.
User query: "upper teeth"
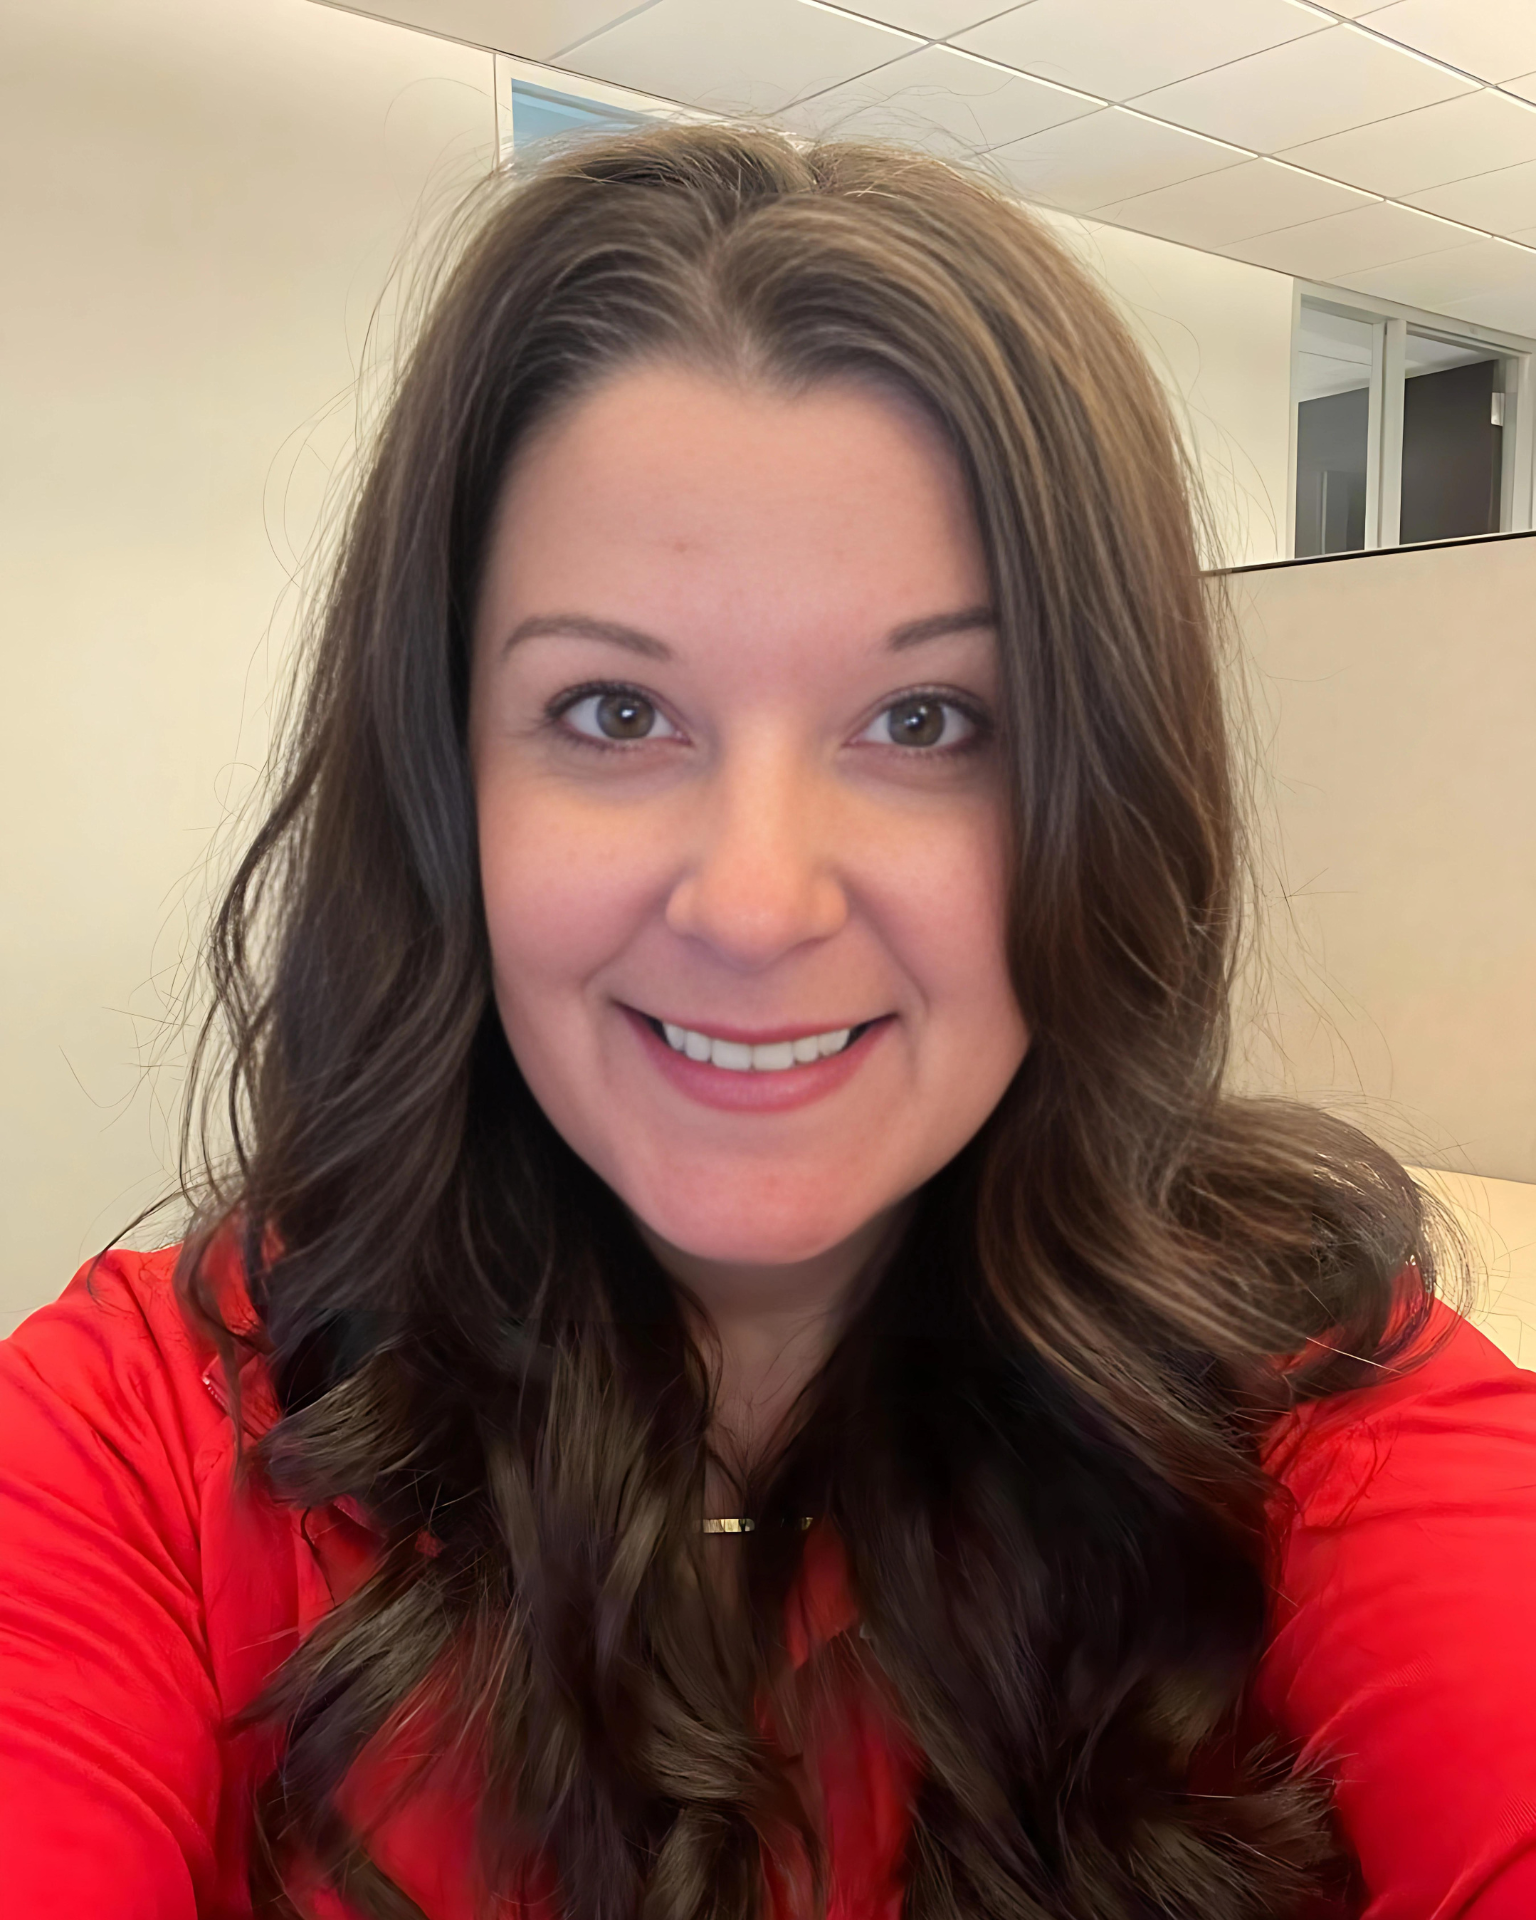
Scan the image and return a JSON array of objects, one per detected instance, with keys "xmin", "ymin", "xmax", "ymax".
[{"xmin": 660, "ymin": 1021, "xmax": 855, "ymax": 1072}]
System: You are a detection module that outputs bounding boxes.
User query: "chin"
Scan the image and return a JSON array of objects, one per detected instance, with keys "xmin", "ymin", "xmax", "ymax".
[
  {"xmin": 633, "ymin": 1182, "xmax": 876, "ymax": 1271},
  {"xmin": 655, "ymin": 1216, "xmax": 860, "ymax": 1270}
]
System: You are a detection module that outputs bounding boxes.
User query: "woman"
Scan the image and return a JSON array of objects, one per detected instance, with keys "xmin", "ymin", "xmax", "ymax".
[{"xmin": 2, "ymin": 121, "xmax": 1533, "ymax": 1919}]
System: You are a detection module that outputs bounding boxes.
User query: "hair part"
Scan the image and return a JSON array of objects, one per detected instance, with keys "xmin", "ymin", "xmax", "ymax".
[{"xmin": 175, "ymin": 120, "xmax": 1464, "ymax": 1919}]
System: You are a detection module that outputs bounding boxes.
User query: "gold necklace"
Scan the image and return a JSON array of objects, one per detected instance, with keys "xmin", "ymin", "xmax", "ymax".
[{"xmin": 702, "ymin": 1516, "xmax": 816, "ymax": 1534}]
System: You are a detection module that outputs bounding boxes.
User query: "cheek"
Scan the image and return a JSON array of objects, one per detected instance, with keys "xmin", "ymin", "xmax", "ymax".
[
  {"xmin": 886, "ymin": 805, "xmax": 1029, "ymax": 1140},
  {"xmin": 476, "ymin": 778, "xmax": 652, "ymax": 1023},
  {"xmin": 879, "ymin": 800, "xmax": 1018, "ymax": 1023}
]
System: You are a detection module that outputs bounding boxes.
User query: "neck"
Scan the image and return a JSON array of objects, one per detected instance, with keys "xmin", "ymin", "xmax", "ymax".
[{"xmin": 636, "ymin": 1203, "xmax": 911, "ymax": 1494}]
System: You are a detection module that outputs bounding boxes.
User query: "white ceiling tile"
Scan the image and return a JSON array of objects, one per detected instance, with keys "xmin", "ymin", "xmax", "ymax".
[
  {"xmin": 830, "ymin": 0, "xmax": 1034, "ymax": 34},
  {"xmin": 1356, "ymin": 0, "xmax": 1536, "ymax": 86},
  {"xmin": 1406, "ymin": 157, "xmax": 1536, "ymax": 234},
  {"xmin": 952, "ymin": 0, "xmax": 1324, "ymax": 104},
  {"xmin": 1330, "ymin": 234, "xmax": 1536, "ymax": 304},
  {"xmin": 555, "ymin": 0, "xmax": 919, "ymax": 116},
  {"xmin": 322, "ymin": 0, "xmax": 645, "ymax": 60},
  {"xmin": 783, "ymin": 45, "xmax": 1099, "ymax": 153},
  {"xmin": 991, "ymin": 107, "xmax": 1248, "ymax": 213},
  {"xmin": 1129, "ymin": 23, "xmax": 1476, "ymax": 152},
  {"xmin": 1220, "ymin": 199, "xmax": 1476, "ymax": 277},
  {"xmin": 1505, "ymin": 72, "xmax": 1536, "ymax": 107},
  {"xmin": 1279, "ymin": 89, "xmax": 1536, "ymax": 197},
  {"xmin": 1092, "ymin": 158, "xmax": 1378, "ymax": 250},
  {"xmin": 1437, "ymin": 280, "xmax": 1536, "ymax": 333},
  {"xmin": 1326, "ymin": 2, "xmax": 1400, "ymax": 14}
]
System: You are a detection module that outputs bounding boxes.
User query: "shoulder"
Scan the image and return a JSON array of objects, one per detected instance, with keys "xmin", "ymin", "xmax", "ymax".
[
  {"xmin": 5, "ymin": 1245, "xmax": 215, "ymax": 1444},
  {"xmin": 1257, "ymin": 1303, "xmax": 1536, "ymax": 1912},
  {"xmin": 1262, "ymin": 1299, "xmax": 1536, "ymax": 1510},
  {"xmin": 1, "ymin": 1237, "xmax": 369, "ymax": 1673},
  {"xmin": 0, "ymin": 1246, "xmax": 322, "ymax": 1910},
  {"xmin": 1, "ymin": 1239, "xmax": 270, "ymax": 1469},
  {"xmin": 0, "ymin": 1238, "xmax": 307, "ymax": 1617}
]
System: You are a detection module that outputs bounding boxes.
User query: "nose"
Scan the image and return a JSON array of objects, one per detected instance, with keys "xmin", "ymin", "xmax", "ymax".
[{"xmin": 663, "ymin": 742, "xmax": 849, "ymax": 970}]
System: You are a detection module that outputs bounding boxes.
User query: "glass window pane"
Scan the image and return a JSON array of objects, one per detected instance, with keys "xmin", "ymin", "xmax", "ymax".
[
  {"xmin": 1294, "ymin": 305, "xmax": 1374, "ymax": 558},
  {"xmin": 1400, "ymin": 331, "xmax": 1502, "ymax": 545},
  {"xmin": 510, "ymin": 83, "xmax": 640, "ymax": 150}
]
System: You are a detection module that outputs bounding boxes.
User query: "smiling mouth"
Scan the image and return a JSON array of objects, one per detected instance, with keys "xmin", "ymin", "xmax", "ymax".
[{"xmin": 639, "ymin": 1013, "xmax": 882, "ymax": 1073}]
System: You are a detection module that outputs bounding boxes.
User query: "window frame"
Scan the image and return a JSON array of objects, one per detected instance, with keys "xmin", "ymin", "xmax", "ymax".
[
  {"xmin": 494, "ymin": 52, "xmax": 709, "ymax": 161},
  {"xmin": 1287, "ymin": 281, "xmax": 1536, "ymax": 560}
]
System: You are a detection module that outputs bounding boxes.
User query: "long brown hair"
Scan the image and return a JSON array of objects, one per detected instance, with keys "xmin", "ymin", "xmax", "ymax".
[{"xmin": 180, "ymin": 121, "xmax": 1457, "ymax": 1918}]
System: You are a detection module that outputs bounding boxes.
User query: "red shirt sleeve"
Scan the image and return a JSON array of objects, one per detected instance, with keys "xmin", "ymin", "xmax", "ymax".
[
  {"xmin": 0, "ymin": 1249, "xmax": 249, "ymax": 1917},
  {"xmin": 1258, "ymin": 1304, "xmax": 1536, "ymax": 1917}
]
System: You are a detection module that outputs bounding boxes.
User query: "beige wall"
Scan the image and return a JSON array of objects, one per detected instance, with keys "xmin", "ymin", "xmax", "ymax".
[
  {"xmin": 1043, "ymin": 212, "xmax": 1296, "ymax": 571},
  {"xmin": 0, "ymin": 0, "xmax": 495, "ymax": 1330},
  {"xmin": 1230, "ymin": 535, "xmax": 1536, "ymax": 1185}
]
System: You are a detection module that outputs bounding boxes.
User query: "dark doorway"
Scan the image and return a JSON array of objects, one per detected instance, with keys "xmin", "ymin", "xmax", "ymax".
[
  {"xmin": 1400, "ymin": 357, "xmax": 1502, "ymax": 545},
  {"xmin": 1295, "ymin": 386, "xmax": 1369, "ymax": 557}
]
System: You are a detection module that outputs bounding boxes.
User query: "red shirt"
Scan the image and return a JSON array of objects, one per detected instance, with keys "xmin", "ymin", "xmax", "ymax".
[{"xmin": 2, "ymin": 1245, "xmax": 1535, "ymax": 1917}]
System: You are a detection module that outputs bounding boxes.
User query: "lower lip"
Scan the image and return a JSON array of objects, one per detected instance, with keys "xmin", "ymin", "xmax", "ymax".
[{"xmin": 622, "ymin": 1007, "xmax": 891, "ymax": 1113}]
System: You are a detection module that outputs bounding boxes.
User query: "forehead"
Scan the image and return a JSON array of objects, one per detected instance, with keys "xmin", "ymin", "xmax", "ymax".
[{"xmin": 474, "ymin": 363, "xmax": 990, "ymax": 662}]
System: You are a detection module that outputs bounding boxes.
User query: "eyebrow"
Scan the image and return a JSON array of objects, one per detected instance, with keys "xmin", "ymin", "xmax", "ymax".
[
  {"xmin": 499, "ymin": 605, "xmax": 996, "ymax": 661},
  {"xmin": 887, "ymin": 606, "xmax": 996, "ymax": 650}
]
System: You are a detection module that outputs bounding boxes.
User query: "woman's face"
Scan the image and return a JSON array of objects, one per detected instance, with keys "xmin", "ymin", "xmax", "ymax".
[{"xmin": 469, "ymin": 363, "xmax": 1030, "ymax": 1272}]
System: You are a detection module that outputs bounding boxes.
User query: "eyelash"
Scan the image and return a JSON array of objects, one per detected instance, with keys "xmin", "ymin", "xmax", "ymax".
[{"xmin": 543, "ymin": 680, "xmax": 992, "ymax": 756}]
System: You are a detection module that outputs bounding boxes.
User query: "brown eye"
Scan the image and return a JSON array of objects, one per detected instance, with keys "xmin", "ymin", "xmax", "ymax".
[
  {"xmin": 559, "ymin": 687, "xmax": 679, "ymax": 744},
  {"xmin": 873, "ymin": 696, "xmax": 975, "ymax": 750},
  {"xmin": 595, "ymin": 690, "xmax": 655, "ymax": 738},
  {"xmin": 887, "ymin": 697, "xmax": 944, "ymax": 746}
]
